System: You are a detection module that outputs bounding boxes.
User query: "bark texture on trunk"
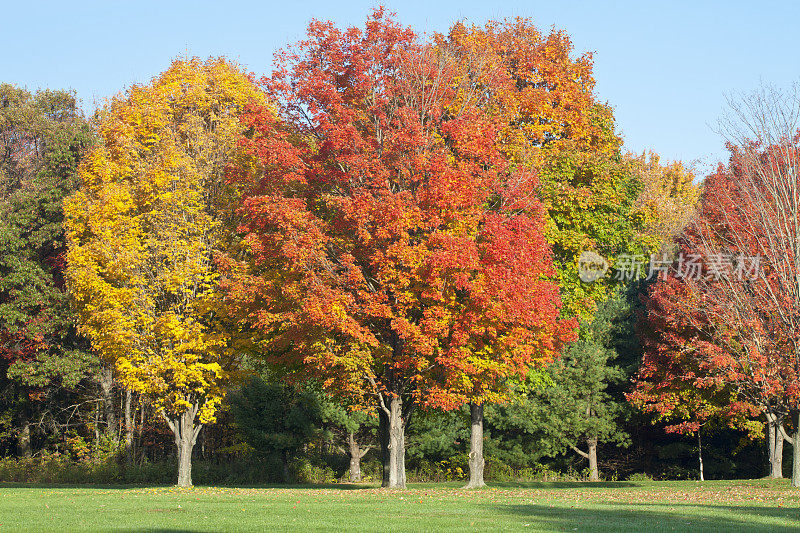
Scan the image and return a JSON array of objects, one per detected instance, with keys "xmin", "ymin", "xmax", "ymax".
[
  {"xmin": 774, "ymin": 428, "xmax": 785, "ymax": 478},
  {"xmin": 767, "ymin": 413, "xmax": 785, "ymax": 478},
  {"xmin": 386, "ymin": 395, "xmax": 406, "ymax": 488},
  {"xmin": 99, "ymin": 365, "xmax": 116, "ymax": 439},
  {"xmin": 792, "ymin": 411, "xmax": 800, "ymax": 488},
  {"xmin": 464, "ymin": 403, "xmax": 486, "ymax": 489},
  {"xmin": 698, "ymin": 430, "xmax": 705, "ymax": 481},
  {"xmin": 124, "ymin": 389, "xmax": 134, "ymax": 464},
  {"xmin": 348, "ymin": 432, "xmax": 370, "ymax": 482},
  {"xmin": 379, "ymin": 408, "xmax": 390, "ymax": 487},
  {"xmin": 164, "ymin": 403, "xmax": 202, "ymax": 488},
  {"xmin": 136, "ymin": 401, "xmax": 146, "ymax": 465},
  {"xmin": 587, "ymin": 437, "xmax": 599, "ymax": 482}
]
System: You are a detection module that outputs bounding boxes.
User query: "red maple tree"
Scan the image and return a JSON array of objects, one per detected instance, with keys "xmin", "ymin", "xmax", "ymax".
[
  {"xmin": 633, "ymin": 87, "xmax": 800, "ymax": 485},
  {"xmin": 220, "ymin": 9, "xmax": 574, "ymax": 488},
  {"xmin": 630, "ymin": 272, "xmax": 760, "ymax": 481}
]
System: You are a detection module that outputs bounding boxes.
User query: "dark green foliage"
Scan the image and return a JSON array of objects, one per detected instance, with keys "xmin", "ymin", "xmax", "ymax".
[
  {"xmin": 0, "ymin": 84, "xmax": 94, "ymax": 339},
  {"xmin": 406, "ymin": 408, "xmax": 467, "ymax": 464},
  {"xmin": 228, "ymin": 373, "xmax": 371, "ymax": 475},
  {"xmin": 485, "ymin": 290, "xmax": 633, "ymax": 473},
  {"xmin": 229, "ymin": 377, "xmax": 325, "ymax": 480},
  {"xmin": 543, "ymin": 290, "xmax": 633, "ymax": 452},
  {"xmin": 0, "ymin": 83, "xmax": 97, "ymax": 457}
]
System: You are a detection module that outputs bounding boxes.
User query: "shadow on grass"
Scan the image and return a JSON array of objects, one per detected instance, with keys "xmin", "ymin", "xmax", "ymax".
[
  {"xmin": 497, "ymin": 502, "xmax": 800, "ymax": 532},
  {"xmin": 623, "ymin": 502, "xmax": 800, "ymax": 522},
  {"xmin": 487, "ymin": 481, "xmax": 640, "ymax": 489},
  {"xmin": 0, "ymin": 481, "xmax": 376, "ymax": 490},
  {"xmin": 0, "ymin": 480, "xmax": 644, "ymax": 491},
  {"xmin": 218, "ymin": 483, "xmax": 375, "ymax": 490},
  {"xmin": 0, "ymin": 482, "xmax": 170, "ymax": 490}
]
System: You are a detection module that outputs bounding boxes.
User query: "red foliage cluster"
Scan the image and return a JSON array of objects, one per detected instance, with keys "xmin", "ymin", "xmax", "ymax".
[
  {"xmin": 631, "ymin": 138, "xmax": 800, "ymax": 433},
  {"xmin": 221, "ymin": 9, "xmax": 574, "ymax": 411}
]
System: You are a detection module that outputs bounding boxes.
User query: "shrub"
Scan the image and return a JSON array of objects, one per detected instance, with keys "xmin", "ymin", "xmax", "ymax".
[
  {"xmin": 627, "ymin": 472, "xmax": 655, "ymax": 482},
  {"xmin": 294, "ymin": 460, "xmax": 337, "ymax": 484}
]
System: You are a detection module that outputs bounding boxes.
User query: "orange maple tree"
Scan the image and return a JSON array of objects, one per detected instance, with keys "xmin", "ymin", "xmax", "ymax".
[
  {"xmin": 220, "ymin": 9, "xmax": 574, "ymax": 488},
  {"xmin": 442, "ymin": 18, "xmax": 599, "ymax": 168}
]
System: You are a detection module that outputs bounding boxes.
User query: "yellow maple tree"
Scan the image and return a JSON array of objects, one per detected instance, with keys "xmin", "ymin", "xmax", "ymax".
[{"xmin": 64, "ymin": 57, "xmax": 264, "ymax": 486}]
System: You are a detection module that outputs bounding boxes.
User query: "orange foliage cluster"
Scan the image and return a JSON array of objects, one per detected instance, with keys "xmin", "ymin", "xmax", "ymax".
[{"xmin": 220, "ymin": 9, "xmax": 576, "ymax": 412}]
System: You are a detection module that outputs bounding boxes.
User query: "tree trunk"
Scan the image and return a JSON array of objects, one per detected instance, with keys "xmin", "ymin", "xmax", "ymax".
[
  {"xmin": 379, "ymin": 407, "xmax": 390, "ymax": 487},
  {"xmin": 767, "ymin": 414, "xmax": 784, "ymax": 478},
  {"xmin": 792, "ymin": 411, "xmax": 800, "ymax": 488},
  {"xmin": 348, "ymin": 431, "xmax": 370, "ymax": 482},
  {"xmin": 136, "ymin": 400, "xmax": 146, "ymax": 465},
  {"xmin": 124, "ymin": 389, "xmax": 134, "ymax": 464},
  {"xmin": 385, "ymin": 395, "xmax": 406, "ymax": 488},
  {"xmin": 164, "ymin": 404, "xmax": 202, "ymax": 488},
  {"xmin": 99, "ymin": 365, "xmax": 116, "ymax": 440},
  {"xmin": 774, "ymin": 426, "xmax": 785, "ymax": 478},
  {"xmin": 93, "ymin": 399, "xmax": 100, "ymax": 452},
  {"xmin": 587, "ymin": 437, "xmax": 599, "ymax": 481},
  {"xmin": 464, "ymin": 403, "xmax": 486, "ymax": 489},
  {"xmin": 17, "ymin": 417, "xmax": 31, "ymax": 458},
  {"xmin": 768, "ymin": 414, "xmax": 776, "ymax": 476},
  {"xmin": 282, "ymin": 450, "xmax": 291, "ymax": 482},
  {"xmin": 697, "ymin": 429, "xmax": 705, "ymax": 481}
]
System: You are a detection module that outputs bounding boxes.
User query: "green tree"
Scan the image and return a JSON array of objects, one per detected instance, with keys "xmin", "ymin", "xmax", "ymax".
[
  {"xmin": 229, "ymin": 376, "xmax": 325, "ymax": 481},
  {"xmin": 0, "ymin": 84, "xmax": 97, "ymax": 457},
  {"xmin": 483, "ymin": 292, "xmax": 635, "ymax": 480},
  {"xmin": 317, "ymin": 395, "xmax": 376, "ymax": 482},
  {"xmin": 531, "ymin": 292, "xmax": 633, "ymax": 480}
]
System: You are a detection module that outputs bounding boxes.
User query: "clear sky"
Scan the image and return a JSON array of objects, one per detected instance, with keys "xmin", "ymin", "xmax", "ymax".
[{"xmin": 3, "ymin": 0, "xmax": 799, "ymax": 177}]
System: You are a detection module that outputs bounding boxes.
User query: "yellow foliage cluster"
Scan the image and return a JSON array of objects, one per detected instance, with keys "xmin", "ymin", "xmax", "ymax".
[
  {"xmin": 630, "ymin": 151, "xmax": 701, "ymax": 253},
  {"xmin": 64, "ymin": 58, "xmax": 265, "ymax": 424}
]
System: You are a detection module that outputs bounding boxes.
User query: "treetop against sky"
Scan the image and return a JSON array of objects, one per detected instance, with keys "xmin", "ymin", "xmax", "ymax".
[{"xmin": 2, "ymin": 0, "xmax": 798, "ymax": 176}]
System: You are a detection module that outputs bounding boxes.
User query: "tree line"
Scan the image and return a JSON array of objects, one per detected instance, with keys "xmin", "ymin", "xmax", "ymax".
[{"xmin": 2, "ymin": 8, "xmax": 788, "ymax": 488}]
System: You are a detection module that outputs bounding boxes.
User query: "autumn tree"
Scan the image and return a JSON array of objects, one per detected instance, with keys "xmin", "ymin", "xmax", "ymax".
[
  {"xmin": 701, "ymin": 126, "xmax": 800, "ymax": 486},
  {"xmin": 629, "ymin": 152, "xmax": 700, "ymax": 254},
  {"xmin": 443, "ymin": 19, "xmax": 608, "ymax": 319},
  {"xmin": 630, "ymin": 274, "xmax": 761, "ymax": 481},
  {"xmin": 633, "ymin": 85, "xmax": 800, "ymax": 487},
  {"xmin": 435, "ymin": 17, "xmax": 604, "ymax": 485},
  {"xmin": 442, "ymin": 18, "xmax": 597, "ymax": 168},
  {"xmin": 64, "ymin": 58, "xmax": 263, "ymax": 486},
  {"xmin": 444, "ymin": 17, "xmax": 705, "ymax": 481},
  {"xmin": 221, "ymin": 10, "xmax": 572, "ymax": 489},
  {"xmin": 0, "ymin": 84, "xmax": 98, "ymax": 457}
]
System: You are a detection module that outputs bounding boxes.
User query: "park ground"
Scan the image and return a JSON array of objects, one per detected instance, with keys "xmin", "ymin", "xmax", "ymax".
[{"xmin": 1, "ymin": 479, "xmax": 799, "ymax": 532}]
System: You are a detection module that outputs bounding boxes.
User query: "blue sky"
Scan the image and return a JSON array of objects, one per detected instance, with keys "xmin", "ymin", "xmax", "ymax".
[{"xmin": 3, "ymin": 1, "xmax": 799, "ymax": 176}]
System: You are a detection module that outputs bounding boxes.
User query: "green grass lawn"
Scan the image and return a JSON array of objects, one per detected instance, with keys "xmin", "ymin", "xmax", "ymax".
[{"xmin": 1, "ymin": 479, "xmax": 799, "ymax": 532}]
